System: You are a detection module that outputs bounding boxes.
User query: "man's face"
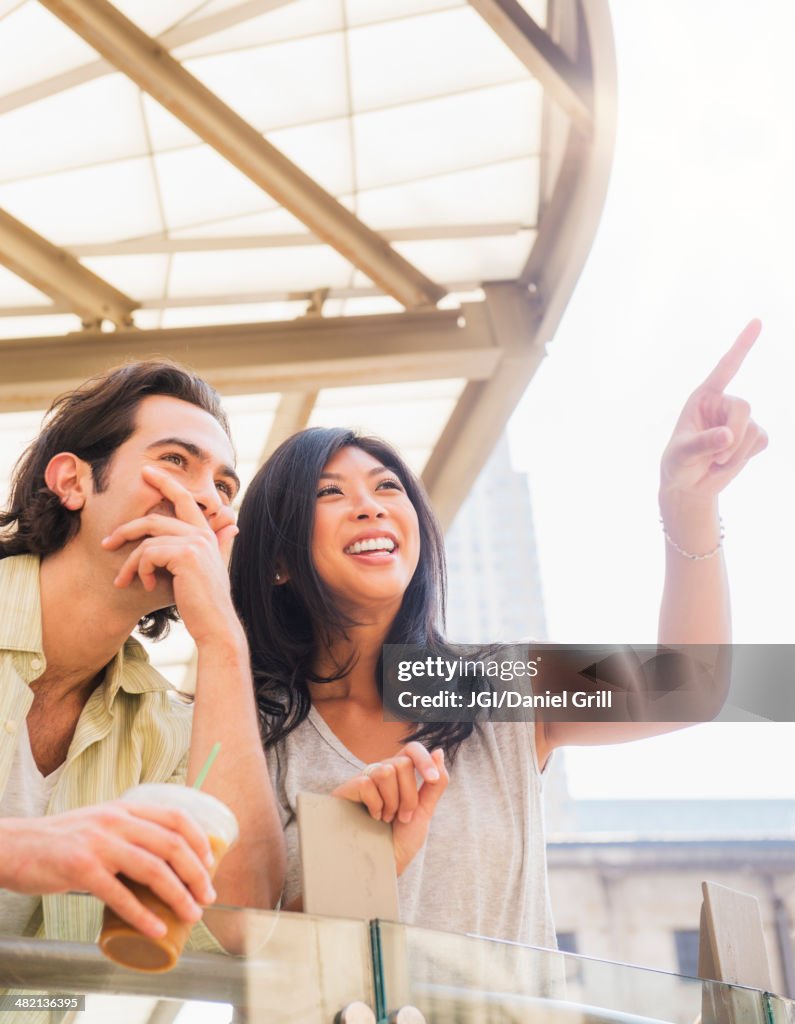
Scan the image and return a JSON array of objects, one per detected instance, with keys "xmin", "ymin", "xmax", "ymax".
[{"xmin": 78, "ymin": 394, "xmax": 238, "ymax": 603}]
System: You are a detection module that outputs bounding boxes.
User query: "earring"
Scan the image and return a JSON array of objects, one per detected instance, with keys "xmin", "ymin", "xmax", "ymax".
[{"xmin": 274, "ymin": 573, "xmax": 282, "ymax": 582}]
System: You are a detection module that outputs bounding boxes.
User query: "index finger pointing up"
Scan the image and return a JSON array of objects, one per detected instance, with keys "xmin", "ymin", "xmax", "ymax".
[
  {"xmin": 140, "ymin": 464, "xmax": 208, "ymax": 530},
  {"xmin": 701, "ymin": 319, "xmax": 762, "ymax": 393}
]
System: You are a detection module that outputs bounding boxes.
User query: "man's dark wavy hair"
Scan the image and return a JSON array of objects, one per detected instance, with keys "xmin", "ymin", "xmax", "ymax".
[
  {"xmin": 229, "ymin": 426, "xmax": 481, "ymax": 758},
  {"xmin": 0, "ymin": 360, "xmax": 231, "ymax": 639}
]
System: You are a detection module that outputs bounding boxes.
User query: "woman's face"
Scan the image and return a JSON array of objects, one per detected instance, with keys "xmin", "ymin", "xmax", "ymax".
[{"xmin": 311, "ymin": 445, "xmax": 421, "ymax": 616}]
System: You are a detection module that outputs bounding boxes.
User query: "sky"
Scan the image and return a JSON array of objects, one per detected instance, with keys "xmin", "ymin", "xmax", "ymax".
[{"xmin": 507, "ymin": 0, "xmax": 795, "ymax": 801}]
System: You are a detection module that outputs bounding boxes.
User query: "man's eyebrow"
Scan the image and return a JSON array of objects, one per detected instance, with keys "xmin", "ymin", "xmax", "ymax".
[{"xmin": 146, "ymin": 438, "xmax": 241, "ymax": 493}]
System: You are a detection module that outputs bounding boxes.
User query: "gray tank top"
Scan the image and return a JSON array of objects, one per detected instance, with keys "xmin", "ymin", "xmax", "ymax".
[{"xmin": 266, "ymin": 707, "xmax": 556, "ymax": 947}]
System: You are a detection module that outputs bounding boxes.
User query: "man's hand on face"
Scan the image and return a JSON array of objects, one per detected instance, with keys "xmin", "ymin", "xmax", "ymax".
[
  {"xmin": 1, "ymin": 802, "xmax": 216, "ymax": 937},
  {"xmin": 101, "ymin": 465, "xmax": 240, "ymax": 646}
]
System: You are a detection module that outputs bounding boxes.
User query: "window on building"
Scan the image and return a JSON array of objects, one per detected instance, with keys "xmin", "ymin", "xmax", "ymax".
[
  {"xmin": 557, "ymin": 931, "xmax": 578, "ymax": 955},
  {"xmin": 556, "ymin": 931, "xmax": 582, "ymax": 983},
  {"xmin": 674, "ymin": 929, "xmax": 700, "ymax": 976}
]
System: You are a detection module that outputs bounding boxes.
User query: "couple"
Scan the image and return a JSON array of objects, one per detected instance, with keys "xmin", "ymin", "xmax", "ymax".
[{"xmin": 0, "ymin": 322, "xmax": 766, "ymax": 949}]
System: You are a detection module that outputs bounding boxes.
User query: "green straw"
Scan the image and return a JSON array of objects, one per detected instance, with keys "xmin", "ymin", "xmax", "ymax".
[{"xmin": 193, "ymin": 742, "xmax": 221, "ymax": 790}]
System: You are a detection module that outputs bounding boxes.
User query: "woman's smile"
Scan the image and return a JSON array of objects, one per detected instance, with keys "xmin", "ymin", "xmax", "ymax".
[{"xmin": 343, "ymin": 530, "xmax": 399, "ymax": 562}]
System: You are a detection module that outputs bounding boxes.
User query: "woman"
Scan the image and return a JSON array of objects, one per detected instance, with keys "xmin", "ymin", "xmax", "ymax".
[{"xmin": 229, "ymin": 321, "xmax": 766, "ymax": 946}]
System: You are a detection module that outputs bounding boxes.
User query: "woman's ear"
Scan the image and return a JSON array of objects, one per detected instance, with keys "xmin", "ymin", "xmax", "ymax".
[
  {"xmin": 274, "ymin": 568, "xmax": 290, "ymax": 585},
  {"xmin": 44, "ymin": 453, "xmax": 91, "ymax": 511}
]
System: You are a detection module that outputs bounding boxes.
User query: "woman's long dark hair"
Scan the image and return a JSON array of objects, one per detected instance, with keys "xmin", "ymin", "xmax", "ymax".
[{"xmin": 230, "ymin": 427, "xmax": 481, "ymax": 758}]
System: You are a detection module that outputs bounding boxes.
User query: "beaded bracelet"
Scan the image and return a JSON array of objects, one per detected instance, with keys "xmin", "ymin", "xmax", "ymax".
[{"xmin": 660, "ymin": 516, "xmax": 725, "ymax": 561}]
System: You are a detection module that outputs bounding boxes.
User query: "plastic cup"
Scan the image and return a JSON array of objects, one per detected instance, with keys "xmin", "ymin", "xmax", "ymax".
[{"xmin": 98, "ymin": 783, "xmax": 239, "ymax": 972}]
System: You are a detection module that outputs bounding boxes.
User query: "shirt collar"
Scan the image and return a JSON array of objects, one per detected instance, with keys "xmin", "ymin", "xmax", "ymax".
[{"xmin": 104, "ymin": 636, "xmax": 173, "ymax": 710}]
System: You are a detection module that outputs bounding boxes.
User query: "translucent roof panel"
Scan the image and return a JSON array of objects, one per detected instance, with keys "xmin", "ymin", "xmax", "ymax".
[
  {"xmin": 356, "ymin": 158, "xmax": 540, "ymax": 229},
  {"xmin": 78, "ymin": 254, "xmax": 167, "ymax": 300},
  {"xmin": 0, "ymin": 157, "xmax": 163, "ymax": 244},
  {"xmin": 0, "ymin": 265, "xmax": 51, "ymax": 307},
  {"xmin": 167, "ymin": 244, "xmax": 355, "ymax": 297},
  {"xmin": 141, "ymin": 94, "xmax": 202, "ymax": 151},
  {"xmin": 353, "ymin": 81, "xmax": 542, "ymax": 190},
  {"xmin": 184, "ymin": 33, "xmax": 350, "ymax": 130},
  {"xmin": 111, "ymin": 0, "xmax": 215, "ymax": 37},
  {"xmin": 388, "ymin": 230, "xmax": 537, "ymax": 286},
  {"xmin": 345, "ymin": 0, "xmax": 466, "ymax": 28},
  {"xmin": 158, "ymin": 299, "xmax": 309, "ymax": 328},
  {"xmin": 0, "ymin": 0, "xmax": 548, "ymax": 329},
  {"xmin": 348, "ymin": 7, "xmax": 525, "ymax": 111},
  {"xmin": 176, "ymin": 0, "xmax": 345, "ymax": 57},
  {"xmin": 152, "ymin": 145, "xmax": 279, "ymax": 230},
  {"xmin": 309, "ymin": 378, "xmax": 467, "ymax": 475},
  {"xmin": 182, "ymin": 0, "xmax": 253, "ymax": 17},
  {"xmin": 224, "ymin": 391, "xmax": 282, "ymax": 461},
  {"xmin": 0, "ymin": 76, "xmax": 149, "ymax": 182},
  {"xmin": 0, "ymin": 3, "xmax": 96, "ymax": 94},
  {"xmin": 168, "ymin": 205, "xmax": 311, "ymax": 239},
  {"xmin": 266, "ymin": 118, "xmax": 355, "ymax": 195},
  {"xmin": 0, "ymin": 314, "xmax": 81, "ymax": 339}
]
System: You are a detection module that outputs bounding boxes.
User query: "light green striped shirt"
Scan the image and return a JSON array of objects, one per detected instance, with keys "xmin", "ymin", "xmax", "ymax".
[{"xmin": 0, "ymin": 554, "xmax": 192, "ymax": 944}]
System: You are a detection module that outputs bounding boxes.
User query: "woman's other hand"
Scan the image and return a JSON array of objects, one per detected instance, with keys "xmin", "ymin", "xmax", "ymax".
[{"xmin": 331, "ymin": 742, "xmax": 449, "ymax": 875}]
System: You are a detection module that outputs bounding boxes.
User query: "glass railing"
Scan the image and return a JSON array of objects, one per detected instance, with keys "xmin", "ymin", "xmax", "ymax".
[
  {"xmin": 767, "ymin": 994, "xmax": 795, "ymax": 1024},
  {"xmin": 0, "ymin": 896, "xmax": 792, "ymax": 1023},
  {"xmin": 0, "ymin": 894, "xmax": 375, "ymax": 1023},
  {"xmin": 374, "ymin": 920, "xmax": 783, "ymax": 1023}
]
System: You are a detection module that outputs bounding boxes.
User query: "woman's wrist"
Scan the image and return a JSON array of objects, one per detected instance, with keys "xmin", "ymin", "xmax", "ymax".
[{"xmin": 658, "ymin": 490, "xmax": 722, "ymax": 559}]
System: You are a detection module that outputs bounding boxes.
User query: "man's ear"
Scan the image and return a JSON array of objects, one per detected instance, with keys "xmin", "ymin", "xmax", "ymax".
[{"xmin": 43, "ymin": 453, "xmax": 92, "ymax": 511}]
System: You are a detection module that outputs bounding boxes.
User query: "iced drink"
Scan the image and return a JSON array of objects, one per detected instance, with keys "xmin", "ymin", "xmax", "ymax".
[{"xmin": 98, "ymin": 783, "xmax": 238, "ymax": 972}]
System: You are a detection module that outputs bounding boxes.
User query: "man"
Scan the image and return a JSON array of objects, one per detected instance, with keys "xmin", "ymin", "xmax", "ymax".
[{"xmin": 0, "ymin": 361, "xmax": 284, "ymax": 944}]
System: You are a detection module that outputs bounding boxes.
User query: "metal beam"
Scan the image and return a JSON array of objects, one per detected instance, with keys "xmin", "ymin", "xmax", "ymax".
[
  {"xmin": 0, "ymin": 208, "xmax": 137, "ymax": 328},
  {"xmin": 422, "ymin": 284, "xmax": 543, "ymax": 529},
  {"xmin": 520, "ymin": 124, "xmax": 584, "ymax": 292},
  {"xmin": 0, "ymin": 937, "xmax": 246, "ymax": 1003},
  {"xmin": 424, "ymin": 0, "xmax": 617, "ymax": 528},
  {"xmin": 38, "ymin": 0, "xmax": 446, "ymax": 310},
  {"xmin": 259, "ymin": 391, "xmax": 318, "ymax": 466},
  {"xmin": 520, "ymin": 3, "xmax": 617, "ymax": 315},
  {"xmin": 68, "ymin": 222, "xmax": 530, "ymax": 257},
  {"xmin": 0, "ymin": 0, "xmax": 294, "ymax": 116},
  {"xmin": 0, "ymin": 279, "xmax": 489, "ymax": 319},
  {"xmin": 0, "ymin": 308, "xmax": 498, "ymax": 411},
  {"xmin": 469, "ymin": 0, "xmax": 593, "ymax": 136}
]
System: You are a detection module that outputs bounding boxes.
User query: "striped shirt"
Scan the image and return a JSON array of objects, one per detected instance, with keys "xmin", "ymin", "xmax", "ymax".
[{"xmin": 0, "ymin": 554, "xmax": 192, "ymax": 944}]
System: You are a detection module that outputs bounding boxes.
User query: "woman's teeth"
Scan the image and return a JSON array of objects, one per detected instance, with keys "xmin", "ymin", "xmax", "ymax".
[{"xmin": 345, "ymin": 538, "xmax": 396, "ymax": 554}]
